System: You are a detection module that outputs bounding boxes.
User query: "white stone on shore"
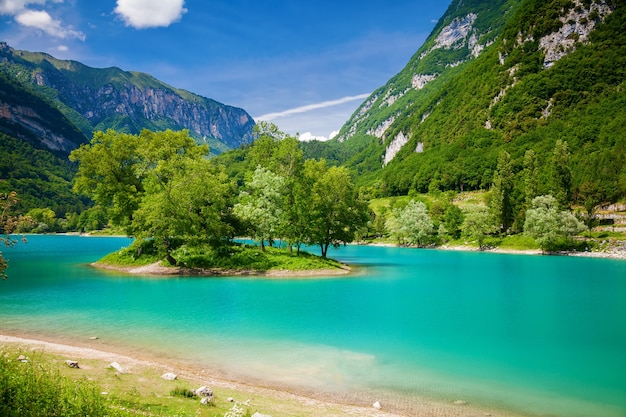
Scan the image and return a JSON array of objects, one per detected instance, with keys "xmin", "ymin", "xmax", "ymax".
[
  {"xmin": 161, "ymin": 372, "xmax": 177, "ymax": 381},
  {"xmin": 373, "ymin": 400, "xmax": 382, "ymax": 409},
  {"xmin": 65, "ymin": 360, "xmax": 79, "ymax": 368},
  {"xmin": 195, "ymin": 386, "xmax": 213, "ymax": 397},
  {"xmin": 227, "ymin": 397, "xmax": 234, "ymax": 402},
  {"xmin": 109, "ymin": 361, "xmax": 125, "ymax": 374},
  {"xmin": 200, "ymin": 396, "xmax": 212, "ymax": 405},
  {"xmin": 251, "ymin": 413, "xmax": 272, "ymax": 417},
  {"xmin": 454, "ymin": 399, "xmax": 468, "ymax": 405}
]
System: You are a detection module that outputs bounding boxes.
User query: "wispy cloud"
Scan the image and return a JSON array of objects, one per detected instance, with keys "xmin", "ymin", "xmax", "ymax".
[
  {"xmin": 256, "ymin": 94, "xmax": 370, "ymax": 121},
  {"xmin": 114, "ymin": 0, "xmax": 187, "ymax": 29},
  {"xmin": 0, "ymin": 0, "xmax": 85, "ymax": 40},
  {"xmin": 15, "ymin": 9, "xmax": 85, "ymax": 40}
]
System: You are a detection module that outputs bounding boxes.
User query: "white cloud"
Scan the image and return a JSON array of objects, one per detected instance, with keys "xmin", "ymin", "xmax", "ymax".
[
  {"xmin": 56, "ymin": 44, "xmax": 68, "ymax": 51},
  {"xmin": 298, "ymin": 132, "xmax": 330, "ymax": 142},
  {"xmin": 114, "ymin": 0, "xmax": 187, "ymax": 29},
  {"xmin": 15, "ymin": 9, "xmax": 85, "ymax": 40},
  {"xmin": 0, "ymin": 0, "xmax": 46, "ymax": 15},
  {"xmin": 256, "ymin": 93, "xmax": 370, "ymax": 121}
]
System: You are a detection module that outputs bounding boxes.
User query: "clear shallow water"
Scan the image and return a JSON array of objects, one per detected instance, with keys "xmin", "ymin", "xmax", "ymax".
[{"xmin": 1, "ymin": 235, "xmax": 626, "ymax": 416}]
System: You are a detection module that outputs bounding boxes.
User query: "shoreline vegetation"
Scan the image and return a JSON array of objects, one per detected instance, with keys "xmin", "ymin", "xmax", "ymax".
[
  {"xmin": 92, "ymin": 240, "xmax": 353, "ymax": 277},
  {"xmin": 90, "ymin": 237, "xmax": 626, "ymax": 279},
  {"xmin": 0, "ymin": 333, "xmax": 526, "ymax": 417}
]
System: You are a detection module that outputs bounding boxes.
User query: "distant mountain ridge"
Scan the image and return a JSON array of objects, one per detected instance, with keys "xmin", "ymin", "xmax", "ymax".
[
  {"xmin": 0, "ymin": 42, "xmax": 255, "ymax": 155},
  {"xmin": 318, "ymin": 0, "xmax": 626, "ymax": 204}
]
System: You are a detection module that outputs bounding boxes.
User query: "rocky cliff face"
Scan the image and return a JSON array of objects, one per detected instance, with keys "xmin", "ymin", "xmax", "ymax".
[
  {"xmin": 0, "ymin": 71, "xmax": 87, "ymax": 154},
  {"xmin": 0, "ymin": 42, "xmax": 255, "ymax": 153}
]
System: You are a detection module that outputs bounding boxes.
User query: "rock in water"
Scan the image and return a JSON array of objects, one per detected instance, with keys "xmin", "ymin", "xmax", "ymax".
[{"xmin": 373, "ymin": 401, "xmax": 382, "ymax": 409}]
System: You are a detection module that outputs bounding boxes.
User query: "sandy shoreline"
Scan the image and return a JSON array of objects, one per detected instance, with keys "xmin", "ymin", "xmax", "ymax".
[{"xmin": 0, "ymin": 332, "xmax": 527, "ymax": 417}]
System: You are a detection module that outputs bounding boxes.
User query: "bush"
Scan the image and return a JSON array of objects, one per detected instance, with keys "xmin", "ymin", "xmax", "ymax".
[{"xmin": 170, "ymin": 387, "xmax": 197, "ymax": 398}]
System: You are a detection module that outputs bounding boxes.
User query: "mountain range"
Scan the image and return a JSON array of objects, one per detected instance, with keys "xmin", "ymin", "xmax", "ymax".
[
  {"xmin": 2, "ymin": 0, "xmax": 626, "ymax": 216},
  {"xmin": 0, "ymin": 42, "xmax": 255, "ymax": 156}
]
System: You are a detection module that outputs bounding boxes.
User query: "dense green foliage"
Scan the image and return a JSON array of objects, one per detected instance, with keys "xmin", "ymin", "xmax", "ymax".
[
  {"xmin": 72, "ymin": 126, "xmax": 367, "ymax": 268},
  {"xmin": 304, "ymin": 0, "xmax": 626, "ymax": 214},
  {"xmin": 0, "ymin": 133, "xmax": 89, "ymax": 217}
]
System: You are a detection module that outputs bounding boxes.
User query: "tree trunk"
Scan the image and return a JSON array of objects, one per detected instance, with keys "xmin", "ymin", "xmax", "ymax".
[
  {"xmin": 260, "ymin": 240, "xmax": 265, "ymax": 251},
  {"xmin": 166, "ymin": 252, "xmax": 177, "ymax": 266}
]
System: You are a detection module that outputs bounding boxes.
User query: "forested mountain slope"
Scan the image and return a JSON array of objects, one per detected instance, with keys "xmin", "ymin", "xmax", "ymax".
[
  {"xmin": 0, "ymin": 72, "xmax": 89, "ymax": 215},
  {"xmin": 0, "ymin": 42, "xmax": 255, "ymax": 155},
  {"xmin": 309, "ymin": 0, "xmax": 625, "ymax": 206}
]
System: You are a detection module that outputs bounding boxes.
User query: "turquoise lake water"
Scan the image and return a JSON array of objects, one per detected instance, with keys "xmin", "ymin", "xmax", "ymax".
[{"xmin": 1, "ymin": 235, "xmax": 625, "ymax": 416}]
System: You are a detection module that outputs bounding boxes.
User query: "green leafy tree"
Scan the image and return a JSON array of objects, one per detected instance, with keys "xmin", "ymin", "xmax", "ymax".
[
  {"xmin": 523, "ymin": 149, "xmax": 539, "ymax": 208},
  {"xmin": 461, "ymin": 204, "xmax": 496, "ymax": 250},
  {"xmin": 443, "ymin": 203, "xmax": 465, "ymax": 240},
  {"xmin": 306, "ymin": 162, "xmax": 369, "ymax": 258},
  {"xmin": 234, "ymin": 166, "xmax": 286, "ymax": 251},
  {"xmin": 550, "ymin": 140, "xmax": 572, "ymax": 208},
  {"xmin": 524, "ymin": 195, "xmax": 586, "ymax": 252},
  {"xmin": 70, "ymin": 130, "xmax": 144, "ymax": 228},
  {"xmin": 26, "ymin": 208, "xmax": 56, "ymax": 232},
  {"xmin": 386, "ymin": 200, "xmax": 434, "ymax": 247},
  {"xmin": 70, "ymin": 129, "xmax": 207, "ymax": 231},
  {"xmin": 133, "ymin": 159, "xmax": 233, "ymax": 264}
]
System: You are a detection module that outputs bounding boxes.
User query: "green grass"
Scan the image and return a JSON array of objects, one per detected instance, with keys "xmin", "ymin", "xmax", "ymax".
[
  {"xmin": 0, "ymin": 343, "xmax": 365, "ymax": 417},
  {"xmin": 97, "ymin": 240, "xmax": 347, "ymax": 274},
  {"xmin": 0, "ymin": 350, "xmax": 132, "ymax": 417}
]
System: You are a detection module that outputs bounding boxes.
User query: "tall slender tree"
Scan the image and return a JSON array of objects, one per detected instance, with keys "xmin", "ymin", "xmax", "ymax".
[
  {"xmin": 550, "ymin": 140, "xmax": 572, "ymax": 208},
  {"xmin": 490, "ymin": 150, "xmax": 514, "ymax": 233}
]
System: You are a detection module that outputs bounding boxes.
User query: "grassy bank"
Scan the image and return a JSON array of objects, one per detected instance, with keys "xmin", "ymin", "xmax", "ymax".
[
  {"xmin": 96, "ymin": 239, "xmax": 349, "ymax": 275},
  {"xmin": 0, "ymin": 340, "xmax": 405, "ymax": 417}
]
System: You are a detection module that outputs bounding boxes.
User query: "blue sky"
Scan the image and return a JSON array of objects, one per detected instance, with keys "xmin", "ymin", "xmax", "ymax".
[{"xmin": 0, "ymin": 0, "xmax": 451, "ymax": 140}]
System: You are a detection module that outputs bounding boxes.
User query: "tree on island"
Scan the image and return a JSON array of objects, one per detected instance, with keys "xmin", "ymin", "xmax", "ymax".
[
  {"xmin": 71, "ymin": 129, "xmax": 236, "ymax": 265},
  {"xmin": 234, "ymin": 125, "xmax": 369, "ymax": 258},
  {"xmin": 305, "ymin": 161, "xmax": 369, "ymax": 258},
  {"xmin": 234, "ymin": 166, "xmax": 286, "ymax": 251}
]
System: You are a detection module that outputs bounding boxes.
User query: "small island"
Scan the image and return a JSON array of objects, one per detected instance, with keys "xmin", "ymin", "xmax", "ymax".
[{"xmin": 93, "ymin": 240, "xmax": 352, "ymax": 277}]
